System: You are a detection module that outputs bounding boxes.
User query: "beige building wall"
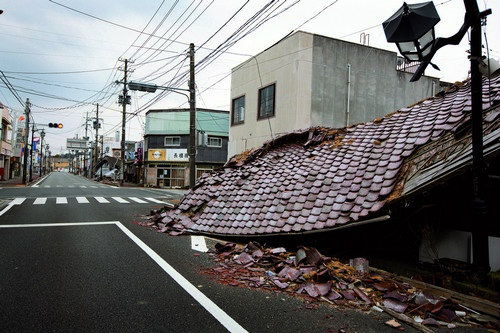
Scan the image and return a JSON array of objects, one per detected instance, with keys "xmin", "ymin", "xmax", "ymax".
[{"xmin": 229, "ymin": 32, "xmax": 314, "ymax": 158}]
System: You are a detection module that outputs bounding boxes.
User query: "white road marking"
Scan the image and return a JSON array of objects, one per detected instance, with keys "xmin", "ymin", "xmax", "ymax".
[
  {"xmin": 90, "ymin": 186, "xmax": 98, "ymax": 188},
  {"xmin": 68, "ymin": 185, "xmax": 75, "ymax": 188},
  {"xmin": 114, "ymin": 222, "xmax": 248, "ymax": 333},
  {"xmin": 32, "ymin": 184, "xmax": 39, "ymax": 188},
  {"xmin": 56, "ymin": 185, "xmax": 63, "ymax": 188},
  {"xmin": 11, "ymin": 198, "xmax": 26, "ymax": 205},
  {"xmin": 33, "ymin": 197, "xmax": 47, "ymax": 205},
  {"xmin": 144, "ymin": 197, "xmax": 175, "ymax": 208},
  {"xmin": 80, "ymin": 186, "xmax": 87, "ymax": 188},
  {"xmin": 44, "ymin": 185, "xmax": 51, "ymax": 188},
  {"xmin": 0, "ymin": 221, "xmax": 248, "ymax": 333},
  {"xmin": 128, "ymin": 197, "xmax": 147, "ymax": 203},
  {"xmin": 56, "ymin": 197, "xmax": 67, "ymax": 204},
  {"xmin": 0, "ymin": 198, "xmax": 26, "ymax": 216},
  {"xmin": 191, "ymin": 236, "xmax": 208, "ymax": 253},
  {"xmin": 94, "ymin": 197, "xmax": 110, "ymax": 203},
  {"xmin": 111, "ymin": 197, "xmax": 129, "ymax": 204},
  {"xmin": 76, "ymin": 197, "xmax": 89, "ymax": 204}
]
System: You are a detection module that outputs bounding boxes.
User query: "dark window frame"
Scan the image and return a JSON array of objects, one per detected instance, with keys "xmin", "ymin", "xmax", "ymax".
[
  {"xmin": 164, "ymin": 136, "xmax": 181, "ymax": 147},
  {"xmin": 257, "ymin": 83, "xmax": 276, "ymax": 120},
  {"xmin": 206, "ymin": 136, "xmax": 222, "ymax": 148},
  {"xmin": 231, "ymin": 95, "xmax": 245, "ymax": 126}
]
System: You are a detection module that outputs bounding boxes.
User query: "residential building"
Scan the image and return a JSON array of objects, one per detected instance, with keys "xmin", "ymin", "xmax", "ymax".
[
  {"xmin": 0, "ymin": 103, "xmax": 13, "ymax": 180},
  {"xmin": 229, "ymin": 31, "xmax": 447, "ymax": 157},
  {"xmin": 144, "ymin": 108, "xmax": 229, "ymax": 188}
]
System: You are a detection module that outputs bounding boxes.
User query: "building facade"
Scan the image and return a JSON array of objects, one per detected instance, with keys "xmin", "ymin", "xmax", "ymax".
[
  {"xmin": 229, "ymin": 31, "xmax": 446, "ymax": 157},
  {"xmin": 0, "ymin": 103, "xmax": 13, "ymax": 180},
  {"xmin": 144, "ymin": 108, "xmax": 229, "ymax": 188}
]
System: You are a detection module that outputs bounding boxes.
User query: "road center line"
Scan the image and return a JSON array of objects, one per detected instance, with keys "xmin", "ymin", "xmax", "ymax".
[{"xmin": 0, "ymin": 221, "xmax": 248, "ymax": 333}]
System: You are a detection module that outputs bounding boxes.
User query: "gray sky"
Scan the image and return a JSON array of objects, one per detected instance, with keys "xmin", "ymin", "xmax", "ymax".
[{"xmin": 0, "ymin": 0, "xmax": 498, "ymax": 154}]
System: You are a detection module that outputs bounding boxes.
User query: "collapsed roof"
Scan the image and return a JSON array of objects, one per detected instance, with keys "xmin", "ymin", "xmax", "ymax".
[{"xmin": 159, "ymin": 76, "xmax": 500, "ymax": 236}]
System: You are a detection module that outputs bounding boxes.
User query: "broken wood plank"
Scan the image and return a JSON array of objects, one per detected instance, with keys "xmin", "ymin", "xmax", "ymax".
[
  {"xmin": 380, "ymin": 306, "xmax": 434, "ymax": 333},
  {"xmin": 371, "ymin": 267, "xmax": 500, "ymax": 319}
]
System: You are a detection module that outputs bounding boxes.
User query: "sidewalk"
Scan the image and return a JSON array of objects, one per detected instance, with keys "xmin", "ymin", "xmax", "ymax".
[{"xmin": 0, "ymin": 174, "xmax": 41, "ymax": 187}]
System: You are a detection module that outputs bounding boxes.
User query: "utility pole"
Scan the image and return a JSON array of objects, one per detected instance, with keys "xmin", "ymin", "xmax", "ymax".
[
  {"xmin": 189, "ymin": 43, "xmax": 196, "ymax": 189},
  {"xmin": 84, "ymin": 111, "xmax": 89, "ymax": 178},
  {"xmin": 118, "ymin": 59, "xmax": 129, "ymax": 185},
  {"xmin": 93, "ymin": 103, "xmax": 99, "ymax": 178},
  {"xmin": 22, "ymin": 98, "xmax": 30, "ymax": 184},
  {"xmin": 39, "ymin": 129, "xmax": 45, "ymax": 177},
  {"xmin": 100, "ymin": 135, "xmax": 104, "ymax": 180},
  {"xmin": 29, "ymin": 124, "xmax": 35, "ymax": 182}
]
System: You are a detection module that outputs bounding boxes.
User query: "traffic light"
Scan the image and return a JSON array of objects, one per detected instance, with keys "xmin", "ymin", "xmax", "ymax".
[{"xmin": 48, "ymin": 123, "xmax": 63, "ymax": 129}]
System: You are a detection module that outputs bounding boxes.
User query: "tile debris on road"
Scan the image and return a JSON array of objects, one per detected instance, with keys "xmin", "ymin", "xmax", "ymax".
[{"xmin": 201, "ymin": 241, "xmax": 500, "ymax": 331}]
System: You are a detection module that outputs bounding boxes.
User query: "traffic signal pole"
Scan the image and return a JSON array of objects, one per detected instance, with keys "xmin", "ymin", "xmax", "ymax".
[{"xmin": 189, "ymin": 43, "xmax": 196, "ymax": 189}]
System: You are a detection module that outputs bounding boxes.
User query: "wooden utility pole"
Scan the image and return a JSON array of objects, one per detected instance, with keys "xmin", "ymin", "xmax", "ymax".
[
  {"xmin": 120, "ymin": 59, "xmax": 128, "ymax": 185},
  {"xmin": 22, "ymin": 98, "xmax": 30, "ymax": 184},
  {"xmin": 93, "ymin": 103, "xmax": 99, "ymax": 178},
  {"xmin": 189, "ymin": 43, "xmax": 196, "ymax": 189}
]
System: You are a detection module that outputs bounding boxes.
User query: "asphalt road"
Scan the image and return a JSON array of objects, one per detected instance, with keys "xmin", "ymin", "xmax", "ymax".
[{"xmin": 0, "ymin": 172, "xmax": 486, "ymax": 333}]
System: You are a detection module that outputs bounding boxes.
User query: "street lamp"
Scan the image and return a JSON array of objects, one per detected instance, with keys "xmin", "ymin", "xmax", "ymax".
[
  {"xmin": 383, "ymin": 1, "xmax": 494, "ymax": 273},
  {"xmin": 128, "ymin": 79, "xmax": 197, "ymax": 189}
]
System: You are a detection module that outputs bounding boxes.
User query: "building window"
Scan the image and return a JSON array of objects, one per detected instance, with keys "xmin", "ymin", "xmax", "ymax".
[
  {"xmin": 164, "ymin": 136, "xmax": 181, "ymax": 146},
  {"xmin": 258, "ymin": 84, "xmax": 275, "ymax": 119},
  {"xmin": 232, "ymin": 95, "xmax": 245, "ymax": 125},
  {"xmin": 156, "ymin": 165, "xmax": 185, "ymax": 188},
  {"xmin": 207, "ymin": 136, "xmax": 222, "ymax": 148}
]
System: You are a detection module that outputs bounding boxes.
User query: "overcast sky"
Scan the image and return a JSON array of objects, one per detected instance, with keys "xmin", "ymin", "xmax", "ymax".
[{"xmin": 0, "ymin": 0, "xmax": 498, "ymax": 154}]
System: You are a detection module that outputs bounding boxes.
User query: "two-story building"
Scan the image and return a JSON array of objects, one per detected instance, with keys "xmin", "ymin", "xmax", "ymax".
[
  {"xmin": 144, "ymin": 108, "xmax": 229, "ymax": 188},
  {"xmin": 229, "ymin": 31, "xmax": 449, "ymax": 157},
  {"xmin": 0, "ymin": 103, "xmax": 13, "ymax": 180}
]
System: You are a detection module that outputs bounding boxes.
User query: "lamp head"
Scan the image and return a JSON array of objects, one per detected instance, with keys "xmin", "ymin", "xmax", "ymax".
[{"xmin": 383, "ymin": 1, "xmax": 440, "ymax": 62}]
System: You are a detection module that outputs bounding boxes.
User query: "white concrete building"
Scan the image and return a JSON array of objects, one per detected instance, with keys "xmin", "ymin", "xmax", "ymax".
[{"xmin": 229, "ymin": 31, "xmax": 447, "ymax": 158}]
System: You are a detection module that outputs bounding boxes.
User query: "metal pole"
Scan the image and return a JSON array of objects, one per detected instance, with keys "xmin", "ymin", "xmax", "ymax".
[
  {"xmin": 39, "ymin": 132, "xmax": 44, "ymax": 177},
  {"xmin": 100, "ymin": 135, "xmax": 104, "ymax": 180},
  {"xmin": 468, "ymin": 0, "xmax": 489, "ymax": 272},
  {"xmin": 22, "ymin": 98, "xmax": 30, "ymax": 184},
  {"xmin": 189, "ymin": 43, "xmax": 196, "ymax": 189},
  {"xmin": 121, "ymin": 60, "xmax": 127, "ymax": 185}
]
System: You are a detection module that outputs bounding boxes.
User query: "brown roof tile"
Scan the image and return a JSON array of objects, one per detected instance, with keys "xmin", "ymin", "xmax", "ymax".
[{"xmin": 161, "ymin": 76, "xmax": 500, "ymax": 235}]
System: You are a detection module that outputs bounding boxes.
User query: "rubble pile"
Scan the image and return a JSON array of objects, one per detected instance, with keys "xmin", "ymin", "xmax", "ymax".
[{"xmin": 203, "ymin": 242, "xmax": 500, "ymax": 330}]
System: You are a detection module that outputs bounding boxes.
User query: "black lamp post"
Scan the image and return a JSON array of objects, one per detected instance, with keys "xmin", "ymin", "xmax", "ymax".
[{"xmin": 383, "ymin": 1, "xmax": 493, "ymax": 273}]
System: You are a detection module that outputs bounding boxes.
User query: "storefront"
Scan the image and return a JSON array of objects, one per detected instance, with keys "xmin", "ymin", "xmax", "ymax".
[{"xmin": 145, "ymin": 148, "xmax": 216, "ymax": 188}]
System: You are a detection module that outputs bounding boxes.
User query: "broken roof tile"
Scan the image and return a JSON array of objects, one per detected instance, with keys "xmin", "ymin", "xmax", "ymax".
[{"xmin": 151, "ymin": 77, "xmax": 500, "ymax": 236}]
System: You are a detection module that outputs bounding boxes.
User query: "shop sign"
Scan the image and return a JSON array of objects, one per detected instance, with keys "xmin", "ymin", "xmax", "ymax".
[
  {"xmin": 166, "ymin": 149, "xmax": 188, "ymax": 161},
  {"xmin": 148, "ymin": 149, "xmax": 167, "ymax": 161}
]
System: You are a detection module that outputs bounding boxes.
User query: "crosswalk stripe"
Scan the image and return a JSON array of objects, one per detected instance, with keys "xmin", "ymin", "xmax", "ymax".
[
  {"xmin": 94, "ymin": 197, "xmax": 110, "ymax": 203},
  {"xmin": 56, "ymin": 185, "xmax": 63, "ymax": 188},
  {"xmin": 90, "ymin": 186, "xmax": 98, "ymax": 188},
  {"xmin": 56, "ymin": 197, "xmax": 67, "ymax": 204},
  {"xmin": 33, "ymin": 197, "xmax": 47, "ymax": 205},
  {"xmin": 68, "ymin": 185, "xmax": 75, "ymax": 188},
  {"xmin": 11, "ymin": 198, "xmax": 26, "ymax": 205},
  {"xmin": 145, "ymin": 197, "xmax": 165, "ymax": 204},
  {"xmin": 32, "ymin": 185, "xmax": 39, "ymax": 188},
  {"xmin": 111, "ymin": 197, "xmax": 129, "ymax": 204},
  {"xmin": 44, "ymin": 185, "xmax": 51, "ymax": 188},
  {"xmin": 80, "ymin": 186, "xmax": 87, "ymax": 188},
  {"xmin": 128, "ymin": 197, "xmax": 147, "ymax": 203},
  {"xmin": 76, "ymin": 197, "xmax": 89, "ymax": 203}
]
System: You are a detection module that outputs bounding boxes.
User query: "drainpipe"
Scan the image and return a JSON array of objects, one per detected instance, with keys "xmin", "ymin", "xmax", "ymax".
[
  {"xmin": 346, "ymin": 64, "xmax": 351, "ymax": 127},
  {"xmin": 432, "ymin": 80, "xmax": 436, "ymax": 96}
]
